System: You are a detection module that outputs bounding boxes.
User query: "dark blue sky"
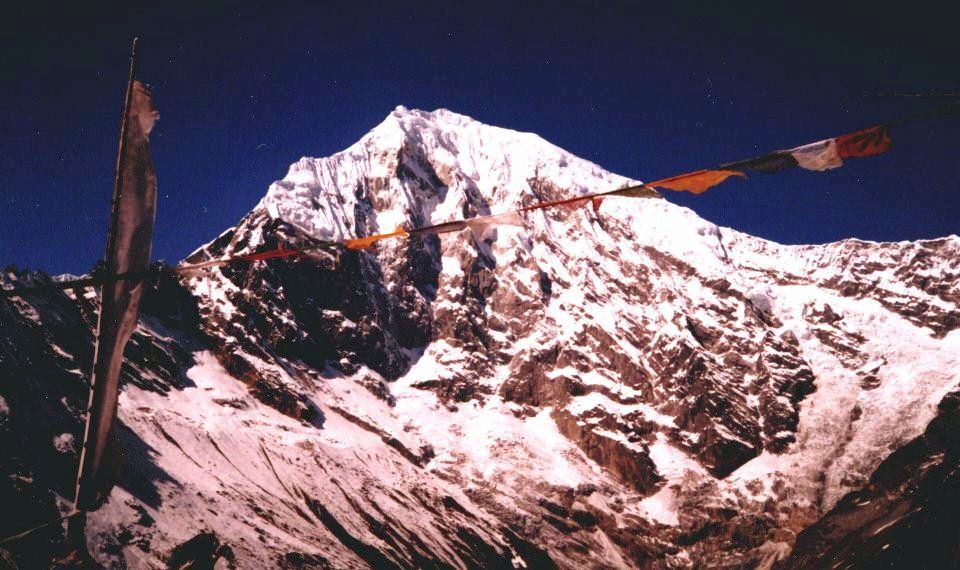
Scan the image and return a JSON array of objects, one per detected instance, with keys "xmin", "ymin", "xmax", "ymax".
[{"xmin": 2, "ymin": 2, "xmax": 959, "ymax": 275}]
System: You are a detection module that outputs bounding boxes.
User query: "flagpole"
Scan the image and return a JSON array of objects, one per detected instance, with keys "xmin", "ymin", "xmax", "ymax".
[{"xmin": 68, "ymin": 36, "xmax": 139, "ymax": 554}]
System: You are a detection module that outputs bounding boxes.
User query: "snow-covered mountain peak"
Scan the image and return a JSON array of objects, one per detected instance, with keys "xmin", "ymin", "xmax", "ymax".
[
  {"xmin": 170, "ymin": 108, "xmax": 958, "ymax": 567},
  {"xmin": 257, "ymin": 106, "xmax": 644, "ymax": 243},
  {"xmin": 4, "ymin": 110, "xmax": 959, "ymax": 568}
]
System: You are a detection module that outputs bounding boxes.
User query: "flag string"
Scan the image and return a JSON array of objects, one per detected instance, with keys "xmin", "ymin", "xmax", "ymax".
[{"xmin": 2, "ymin": 99, "xmax": 959, "ymax": 297}]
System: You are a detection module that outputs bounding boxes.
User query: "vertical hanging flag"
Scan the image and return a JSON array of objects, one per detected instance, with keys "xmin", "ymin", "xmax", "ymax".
[{"xmin": 74, "ymin": 53, "xmax": 159, "ymax": 510}]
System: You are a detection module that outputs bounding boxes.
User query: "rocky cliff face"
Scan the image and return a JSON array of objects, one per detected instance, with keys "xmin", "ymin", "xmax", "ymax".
[
  {"xmin": 1, "ymin": 107, "xmax": 958, "ymax": 568},
  {"xmin": 779, "ymin": 388, "xmax": 960, "ymax": 569}
]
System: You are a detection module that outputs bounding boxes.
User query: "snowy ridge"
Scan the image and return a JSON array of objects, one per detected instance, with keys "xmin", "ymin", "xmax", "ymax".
[{"xmin": 257, "ymin": 106, "xmax": 638, "ymax": 242}]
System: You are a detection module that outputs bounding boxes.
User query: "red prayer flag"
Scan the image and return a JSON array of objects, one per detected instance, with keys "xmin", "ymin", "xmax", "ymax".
[{"xmin": 836, "ymin": 126, "xmax": 892, "ymax": 159}]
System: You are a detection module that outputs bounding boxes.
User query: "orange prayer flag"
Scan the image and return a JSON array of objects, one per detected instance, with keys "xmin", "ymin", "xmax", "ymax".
[
  {"xmin": 650, "ymin": 169, "xmax": 746, "ymax": 194},
  {"xmin": 344, "ymin": 226, "xmax": 409, "ymax": 250},
  {"xmin": 836, "ymin": 126, "xmax": 892, "ymax": 160}
]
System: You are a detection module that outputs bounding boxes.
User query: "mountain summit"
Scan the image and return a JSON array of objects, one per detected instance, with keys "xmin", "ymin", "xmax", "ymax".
[
  {"xmin": 257, "ymin": 106, "xmax": 637, "ymax": 242},
  {"xmin": 2, "ymin": 108, "xmax": 958, "ymax": 568}
]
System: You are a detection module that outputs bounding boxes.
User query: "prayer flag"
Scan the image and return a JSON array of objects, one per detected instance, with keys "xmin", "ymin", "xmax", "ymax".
[
  {"xmin": 650, "ymin": 169, "xmax": 746, "ymax": 194},
  {"xmin": 721, "ymin": 152, "xmax": 798, "ymax": 174},
  {"xmin": 464, "ymin": 211, "xmax": 524, "ymax": 240},
  {"xmin": 409, "ymin": 220, "xmax": 467, "ymax": 236},
  {"xmin": 75, "ymin": 80, "xmax": 159, "ymax": 510},
  {"xmin": 836, "ymin": 126, "xmax": 892, "ymax": 159},
  {"xmin": 344, "ymin": 226, "xmax": 409, "ymax": 250},
  {"xmin": 787, "ymin": 139, "xmax": 843, "ymax": 171}
]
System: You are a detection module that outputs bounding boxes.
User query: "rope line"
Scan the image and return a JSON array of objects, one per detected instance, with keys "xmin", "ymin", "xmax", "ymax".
[{"xmin": 2, "ymin": 99, "xmax": 958, "ymax": 299}]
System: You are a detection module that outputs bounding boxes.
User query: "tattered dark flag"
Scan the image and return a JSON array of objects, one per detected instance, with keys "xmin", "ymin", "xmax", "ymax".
[
  {"xmin": 721, "ymin": 152, "xmax": 799, "ymax": 174},
  {"xmin": 74, "ymin": 78, "xmax": 159, "ymax": 510}
]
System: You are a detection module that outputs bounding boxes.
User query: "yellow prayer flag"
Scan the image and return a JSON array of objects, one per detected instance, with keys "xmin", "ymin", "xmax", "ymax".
[{"xmin": 344, "ymin": 226, "xmax": 409, "ymax": 250}]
